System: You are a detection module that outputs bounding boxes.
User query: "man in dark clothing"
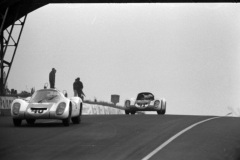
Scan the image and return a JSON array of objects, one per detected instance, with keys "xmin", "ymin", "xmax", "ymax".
[
  {"xmin": 49, "ymin": 68, "xmax": 56, "ymax": 88},
  {"xmin": 73, "ymin": 77, "xmax": 84, "ymax": 100}
]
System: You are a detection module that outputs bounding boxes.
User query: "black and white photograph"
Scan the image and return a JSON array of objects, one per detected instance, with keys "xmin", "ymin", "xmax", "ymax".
[{"xmin": 1, "ymin": 1, "xmax": 240, "ymax": 160}]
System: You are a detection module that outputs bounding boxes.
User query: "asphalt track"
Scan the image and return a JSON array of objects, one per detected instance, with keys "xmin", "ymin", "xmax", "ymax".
[{"xmin": 0, "ymin": 115, "xmax": 240, "ymax": 160}]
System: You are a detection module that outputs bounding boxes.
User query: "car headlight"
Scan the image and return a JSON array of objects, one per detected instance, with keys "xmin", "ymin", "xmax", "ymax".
[
  {"xmin": 125, "ymin": 100, "xmax": 130, "ymax": 108},
  {"xmin": 12, "ymin": 102, "xmax": 21, "ymax": 115},
  {"xmin": 56, "ymin": 102, "xmax": 66, "ymax": 115},
  {"xmin": 154, "ymin": 100, "xmax": 160, "ymax": 108}
]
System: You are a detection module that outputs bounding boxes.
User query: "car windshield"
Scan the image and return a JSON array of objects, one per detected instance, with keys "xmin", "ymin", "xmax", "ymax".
[
  {"xmin": 136, "ymin": 93, "xmax": 154, "ymax": 101},
  {"xmin": 29, "ymin": 90, "xmax": 62, "ymax": 103}
]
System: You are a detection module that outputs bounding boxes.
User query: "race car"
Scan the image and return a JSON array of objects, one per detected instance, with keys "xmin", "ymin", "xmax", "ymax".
[
  {"xmin": 11, "ymin": 88, "xmax": 83, "ymax": 127},
  {"xmin": 124, "ymin": 92, "xmax": 166, "ymax": 115}
]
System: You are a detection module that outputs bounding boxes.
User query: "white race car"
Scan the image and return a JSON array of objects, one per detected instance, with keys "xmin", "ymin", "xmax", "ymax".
[
  {"xmin": 11, "ymin": 88, "xmax": 83, "ymax": 126},
  {"xmin": 124, "ymin": 92, "xmax": 166, "ymax": 115}
]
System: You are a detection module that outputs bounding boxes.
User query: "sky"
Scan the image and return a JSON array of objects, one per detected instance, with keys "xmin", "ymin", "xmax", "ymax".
[{"xmin": 5, "ymin": 3, "xmax": 240, "ymax": 116}]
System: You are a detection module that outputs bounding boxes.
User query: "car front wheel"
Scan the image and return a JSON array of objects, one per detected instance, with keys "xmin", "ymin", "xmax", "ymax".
[
  {"xmin": 13, "ymin": 119, "xmax": 22, "ymax": 127},
  {"xmin": 157, "ymin": 109, "xmax": 166, "ymax": 115},
  {"xmin": 72, "ymin": 105, "xmax": 81, "ymax": 124},
  {"xmin": 63, "ymin": 107, "xmax": 72, "ymax": 126}
]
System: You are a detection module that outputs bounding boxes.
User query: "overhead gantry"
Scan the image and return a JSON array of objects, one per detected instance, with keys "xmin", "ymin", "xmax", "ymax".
[
  {"xmin": 0, "ymin": 0, "xmax": 48, "ymax": 95},
  {"xmin": 0, "ymin": 0, "xmax": 236, "ymax": 95}
]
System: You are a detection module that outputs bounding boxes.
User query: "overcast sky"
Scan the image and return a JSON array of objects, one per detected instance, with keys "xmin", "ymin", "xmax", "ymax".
[{"xmin": 6, "ymin": 3, "xmax": 240, "ymax": 116}]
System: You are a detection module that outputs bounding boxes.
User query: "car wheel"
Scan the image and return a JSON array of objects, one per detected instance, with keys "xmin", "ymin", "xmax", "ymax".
[
  {"xmin": 161, "ymin": 100, "xmax": 166, "ymax": 115},
  {"xmin": 72, "ymin": 105, "xmax": 82, "ymax": 124},
  {"xmin": 63, "ymin": 107, "xmax": 72, "ymax": 126},
  {"xmin": 157, "ymin": 110, "xmax": 166, "ymax": 115},
  {"xmin": 131, "ymin": 111, "xmax": 136, "ymax": 115},
  {"xmin": 13, "ymin": 119, "xmax": 22, "ymax": 127},
  {"xmin": 80, "ymin": 103, "xmax": 83, "ymax": 116},
  {"xmin": 26, "ymin": 119, "xmax": 36, "ymax": 125},
  {"xmin": 125, "ymin": 110, "xmax": 130, "ymax": 115},
  {"xmin": 161, "ymin": 109, "xmax": 166, "ymax": 115}
]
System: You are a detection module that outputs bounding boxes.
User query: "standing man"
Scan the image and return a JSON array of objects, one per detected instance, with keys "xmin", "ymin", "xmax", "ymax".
[
  {"xmin": 73, "ymin": 77, "xmax": 84, "ymax": 100},
  {"xmin": 49, "ymin": 68, "xmax": 56, "ymax": 88}
]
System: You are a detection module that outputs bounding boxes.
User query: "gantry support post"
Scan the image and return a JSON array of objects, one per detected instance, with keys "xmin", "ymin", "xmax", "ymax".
[
  {"xmin": 4, "ymin": 15, "xmax": 27, "ymax": 90},
  {"xmin": 0, "ymin": 6, "xmax": 27, "ymax": 96},
  {"xmin": 0, "ymin": 31, "xmax": 4, "ymax": 96},
  {"xmin": 0, "ymin": 8, "xmax": 9, "ymax": 96}
]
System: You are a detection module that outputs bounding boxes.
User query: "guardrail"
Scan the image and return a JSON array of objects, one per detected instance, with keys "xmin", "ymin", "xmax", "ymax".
[
  {"xmin": 82, "ymin": 103, "xmax": 124, "ymax": 115},
  {"xmin": 0, "ymin": 96, "xmax": 16, "ymax": 116}
]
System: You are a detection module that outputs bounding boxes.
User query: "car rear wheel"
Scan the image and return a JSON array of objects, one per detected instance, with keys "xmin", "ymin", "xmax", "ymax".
[
  {"xmin": 125, "ymin": 110, "xmax": 130, "ymax": 115},
  {"xmin": 63, "ymin": 107, "xmax": 72, "ymax": 126},
  {"xmin": 72, "ymin": 104, "xmax": 82, "ymax": 124},
  {"xmin": 13, "ymin": 119, "xmax": 22, "ymax": 127},
  {"xmin": 26, "ymin": 119, "xmax": 36, "ymax": 125}
]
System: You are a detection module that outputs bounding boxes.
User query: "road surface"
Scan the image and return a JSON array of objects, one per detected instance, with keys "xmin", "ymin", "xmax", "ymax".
[{"xmin": 0, "ymin": 115, "xmax": 239, "ymax": 160}]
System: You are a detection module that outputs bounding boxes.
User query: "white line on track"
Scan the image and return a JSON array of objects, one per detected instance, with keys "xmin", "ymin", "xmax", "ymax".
[{"xmin": 141, "ymin": 116, "xmax": 221, "ymax": 160}]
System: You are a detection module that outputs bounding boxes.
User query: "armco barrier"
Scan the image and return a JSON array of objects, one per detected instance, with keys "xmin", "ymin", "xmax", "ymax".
[
  {"xmin": 0, "ymin": 96, "xmax": 16, "ymax": 116},
  {"xmin": 82, "ymin": 103, "xmax": 124, "ymax": 115},
  {"xmin": 0, "ymin": 96, "xmax": 16, "ymax": 109}
]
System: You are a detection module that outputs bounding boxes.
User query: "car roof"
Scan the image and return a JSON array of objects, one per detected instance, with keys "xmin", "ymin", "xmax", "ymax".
[
  {"xmin": 36, "ymin": 89, "xmax": 66, "ymax": 97},
  {"xmin": 37, "ymin": 88, "xmax": 64, "ymax": 95},
  {"xmin": 138, "ymin": 92, "xmax": 153, "ymax": 95},
  {"xmin": 38, "ymin": 88, "xmax": 59, "ymax": 92}
]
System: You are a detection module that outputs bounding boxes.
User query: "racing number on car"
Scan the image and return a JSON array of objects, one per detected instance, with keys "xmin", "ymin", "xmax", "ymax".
[{"xmin": 31, "ymin": 109, "xmax": 44, "ymax": 114}]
